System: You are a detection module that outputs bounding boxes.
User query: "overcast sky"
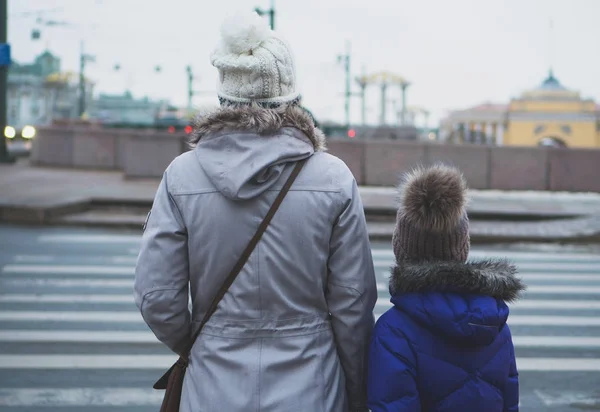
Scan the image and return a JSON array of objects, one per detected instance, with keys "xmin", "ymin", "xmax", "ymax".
[{"xmin": 9, "ymin": 0, "xmax": 600, "ymax": 126}]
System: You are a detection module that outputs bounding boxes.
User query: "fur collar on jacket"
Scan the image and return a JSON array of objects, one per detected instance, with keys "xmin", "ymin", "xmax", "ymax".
[
  {"xmin": 390, "ymin": 259, "xmax": 526, "ymax": 302},
  {"xmin": 189, "ymin": 104, "xmax": 327, "ymax": 152}
]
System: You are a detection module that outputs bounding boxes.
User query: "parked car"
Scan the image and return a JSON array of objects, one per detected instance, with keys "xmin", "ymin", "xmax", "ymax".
[{"xmin": 4, "ymin": 125, "xmax": 36, "ymax": 156}]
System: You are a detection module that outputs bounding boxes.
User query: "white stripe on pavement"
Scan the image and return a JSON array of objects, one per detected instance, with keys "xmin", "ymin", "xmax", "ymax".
[
  {"xmin": 525, "ymin": 286, "xmax": 600, "ymax": 294},
  {"xmin": 376, "ymin": 282, "xmax": 600, "ymax": 294},
  {"xmin": 514, "ymin": 336, "xmax": 600, "ymax": 347},
  {"xmin": 514, "ymin": 274, "xmax": 600, "ymax": 281},
  {"xmin": 518, "ymin": 358, "xmax": 600, "ymax": 371},
  {"xmin": 1, "ymin": 354, "xmax": 599, "ymax": 371},
  {"xmin": 373, "ymin": 260, "xmax": 600, "ymax": 272},
  {"xmin": 37, "ymin": 234, "xmax": 141, "ymax": 243},
  {"xmin": 370, "ymin": 249, "xmax": 600, "ymax": 262},
  {"xmin": 12, "ymin": 255, "xmax": 138, "ymax": 265},
  {"xmin": 375, "ymin": 298, "xmax": 600, "ymax": 310},
  {"xmin": 511, "ymin": 300, "xmax": 600, "ymax": 310},
  {"xmin": 378, "ymin": 272, "xmax": 600, "ymax": 281},
  {"xmin": 2, "ymin": 330, "xmax": 600, "ymax": 347},
  {"xmin": 1, "ymin": 311, "xmax": 599, "ymax": 327},
  {"xmin": 1, "ymin": 265, "xmax": 134, "ymax": 275},
  {"xmin": 0, "ymin": 388, "xmax": 163, "ymax": 407},
  {"xmin": 1, "ymin": 278, "xmax": 133, "ymax": 288},
  {"xmin": 535, "ymin": 390, "xmax": 600, "ymax": 406},
  {"xmin": 0, "ymin": 355, "xmax": 173, "ymax": 369},
  {"xmin": 0, "ymin": 311, "xmax": 142, "ymax": 322},
  {"xmin": 0, "ymin": 294, "xmax": 133, "ymax": 303},
  {"xmin": 507, "ymin": 316, "xmax": 600, "ymax": 326},
  {"xmin": 0, "ymin": 331, "xmax": 159, "ymax": 343}
]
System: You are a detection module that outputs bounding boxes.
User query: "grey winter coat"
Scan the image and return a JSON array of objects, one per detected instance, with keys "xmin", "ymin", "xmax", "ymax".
[{"xmin": 133, "ymin": 104, "xmax": 378, "ymax": 412}]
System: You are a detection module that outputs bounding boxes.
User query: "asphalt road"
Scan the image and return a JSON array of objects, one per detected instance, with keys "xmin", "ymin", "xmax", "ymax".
[{"xmin": 0, "ymin": 224, "xmax": 599, "ymax": 411}]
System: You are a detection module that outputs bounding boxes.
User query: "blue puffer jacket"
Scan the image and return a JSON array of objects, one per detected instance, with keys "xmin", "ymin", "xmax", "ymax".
[{"xmin": 368, "ymin": 259, "xmax": 526, "ymax": 412}]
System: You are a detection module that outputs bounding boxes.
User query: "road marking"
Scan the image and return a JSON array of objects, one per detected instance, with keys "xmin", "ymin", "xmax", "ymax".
[
  {"xmin": 0, "ymin": 311, "xmax": 142, "ymax": 322},
  {"xmin": 2, "ymin": 330, "xmax": 600, "ymax": 347},
  {"xmin": 374, "ymin": 260, "xmax": 600, "ymax": 272},
  {"xmin": 2, "ymin": 311, "xmax": 599, "ymax": 327},
  {"xmin": 1, "ymin": 278, "xmax": 133, "ymax": 288},
  {"xmin": 0, "ymin": 388, "xmax": 163, "ymax": 407},
  {"xmin": 519, "ymin": 358, "xmax": 600, "ymax": 371},
  {"xmin": 371, "ymin": 249, "xmax": 600, "ymax": 262},
  {"xmin": 1, "ymin": 265, "xmax": 134, "ymax": 275},
  {"xmin": 515, "ymin": 274, "xmax": 600, "ymax": 281},
  {"xmin": 534, "ymin": 390, "xmax": 600, "ymax": 406},
  {"xmin": 376, "ymin": 282, "xmax": 600, "ymax": 294},
  {"xmin": 1, "ymin": 354, "xmax": 599, "ymax": 371},
  {"xmin": 511, "ymin": 300, "xmax": 600, "ymax": 310},
  {"xmin": 0, "ymin": 355, "xmax": 173, "ymax": 369},
  {"xmin": 376, "ymin": 298, "xmax": 600, "ymax": 310},
  {"xmin": 12, "ymin": 255, "xmax": 138, "ymax": 265},
  {"xmin": 525, "ymin": 286, "xmax": 600, "ymax": 294},
  {"xmin": 0, "ymin": 330, "xmax": 159, "ymax": 343},
  {"xmin": 12, "ymin": 255, "xmax": 55, "ymax": 263},
  {"xmin": 0, "ymin": 294, "xmax": 133, "ymax": 303},
  {"xmin": 37, "ymin": 234, "xmax": 141, "ymax": 243},
  {"xmin": 507, "ymin": 316, "xmax": 600, "ymax": 326},
  {"xmin": 513, "ymin": 336, "xmax": 600, "ymax": 347}
]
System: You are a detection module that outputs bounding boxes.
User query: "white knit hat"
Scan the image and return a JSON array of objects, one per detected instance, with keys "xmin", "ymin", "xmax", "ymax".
[{"xmin": 210, "ymin": 11, "xmax": 299, "ymax": 105}]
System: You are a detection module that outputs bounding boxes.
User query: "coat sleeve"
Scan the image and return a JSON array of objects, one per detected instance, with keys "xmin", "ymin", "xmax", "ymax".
[
  {"xmin": 133, "ymin": 172, "xmax": 191, "ymax": 356},
  {"xmin": 326, "ymin": 174, "xmax": 378, "ymax": 412},
  {"xmin": 504, "ymin": 328, "xmax": 519, "ymax": 412},
  {"xmin": 367, "ymin": 321, "xmax": 420, "ymax": 412}
]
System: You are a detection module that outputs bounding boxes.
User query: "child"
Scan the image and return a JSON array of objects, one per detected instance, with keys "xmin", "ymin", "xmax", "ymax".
[{"xmin": 367, "ymin": 164, "xmax": 525, "ymax": 412}]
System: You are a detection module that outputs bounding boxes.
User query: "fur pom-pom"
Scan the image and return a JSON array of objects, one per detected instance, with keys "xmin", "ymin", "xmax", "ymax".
[
  {"xmin": 220, "ymin": 11, "xmax": 272, "ymax": 54},
  {"xmin": 399, "ymin": 164, "xmax": 468, "ymax": 232}
]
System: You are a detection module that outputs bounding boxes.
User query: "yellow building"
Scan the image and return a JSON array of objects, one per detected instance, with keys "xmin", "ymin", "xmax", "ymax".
[{"xmin": 440, "ymin": 71, "xmax": 600, "ymax": 148}]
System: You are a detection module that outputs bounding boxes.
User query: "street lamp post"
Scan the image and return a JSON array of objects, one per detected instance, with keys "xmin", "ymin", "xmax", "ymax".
[
  {"xmin": 254, "ymin": 0, "xmax": 275, "ymax": 30},
  {"xmin": 0, "ymin": 0, "xmax": 14, "ymax": 163},
  {"xmin": 337, "ymin": 41, "xmax": 352, "ymax": 128},
  {"xmin": 78, "ymin": 41, "xmax": 95, "ymax": 118}
]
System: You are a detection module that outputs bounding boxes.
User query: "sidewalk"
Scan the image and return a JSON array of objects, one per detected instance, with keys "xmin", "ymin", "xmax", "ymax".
[{"xmin": 2, "ymin": 160, "xmax": 600, "ymax": 243}]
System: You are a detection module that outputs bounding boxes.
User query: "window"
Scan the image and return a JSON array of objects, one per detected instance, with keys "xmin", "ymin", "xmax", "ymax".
[{"xmin": 560, "ymin": 125, "xmax": 572, "ymax": 134}]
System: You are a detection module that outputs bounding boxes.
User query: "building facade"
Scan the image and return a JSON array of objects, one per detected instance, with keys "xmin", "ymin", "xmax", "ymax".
[
  {"xmin": 7, "ymin": 50, "xmax": 94, "ymax": 130},
  {"xmin": 440, "ymin": 71, "xmax": 600, "ymax": 148},
  {"xmin": 88, "ymin": 91, "xmax": 168, "ymax": 126}
]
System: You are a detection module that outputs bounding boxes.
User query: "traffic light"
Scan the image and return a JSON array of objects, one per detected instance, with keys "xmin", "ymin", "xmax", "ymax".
[
  {"xmin": 347, "ymin": 129, "xmax": 356, "ymax": 138},
  {"xmin": 184, "ymin": 125, "xmax": 192, "ymax": 134},
  {"xmin": 168, "ymin": 126, "xmax": 175, "ymax": 134}
]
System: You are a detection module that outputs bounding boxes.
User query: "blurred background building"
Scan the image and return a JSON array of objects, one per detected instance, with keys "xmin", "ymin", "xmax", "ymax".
[{"xmin": 439, "ymin": 70, "xmax": 600, "ymax": 148}]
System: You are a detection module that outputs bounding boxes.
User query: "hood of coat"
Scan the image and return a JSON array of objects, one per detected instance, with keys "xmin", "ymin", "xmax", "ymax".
[
  {"xmin": 389, "ymin": 259, "xmax": 526, "ymax": 346},
  {"xmin": 190, "ymin": 104, "xmax": 326, "ymax": 200}
]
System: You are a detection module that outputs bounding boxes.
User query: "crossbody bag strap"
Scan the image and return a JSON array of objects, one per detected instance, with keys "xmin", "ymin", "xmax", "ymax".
[{"xmin": 182, "ymin": 158, "xmax": 307, "ymax": 359}]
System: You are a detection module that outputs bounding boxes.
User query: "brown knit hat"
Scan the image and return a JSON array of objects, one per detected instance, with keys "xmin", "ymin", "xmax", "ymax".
[{"xmin": 392, "ymin": 164, "xmax": 470, "ymax": 263}]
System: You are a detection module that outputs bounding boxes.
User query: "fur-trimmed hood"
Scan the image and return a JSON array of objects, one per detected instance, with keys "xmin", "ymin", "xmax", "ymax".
[
  {"xmin": 390, "ymin": 259, "xmax": 525, "ymax": 302},
  {"xmin": 189, "ymin": 104, "xmax": 326, "ymax": 152},
  {"xmin": 188, "ymin": 104, "xmax": 326, "ymax": 200},
  {"xmin": 388, "ymin": 259, "xmax": 526, "ymax": 346}
]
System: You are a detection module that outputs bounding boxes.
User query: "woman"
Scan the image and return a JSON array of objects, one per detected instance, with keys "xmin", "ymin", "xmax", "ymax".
[{"xmin": 134, "ymin": 11, "xmax": 377, "ymax": 412}]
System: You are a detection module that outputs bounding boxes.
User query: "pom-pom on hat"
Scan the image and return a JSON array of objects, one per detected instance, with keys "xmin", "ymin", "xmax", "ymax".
[
  {"xmin": 210, "ymin": 11, "xmax": 299, "ymax": 106},
  {"xmin": 392, "ymin": 164, "xmax": 471, "ymax": 263}
]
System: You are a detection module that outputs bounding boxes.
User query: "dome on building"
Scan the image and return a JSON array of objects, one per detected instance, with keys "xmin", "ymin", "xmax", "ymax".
[{"xmin": 521, "ymin": 69, "xmax": 580, "ymax": 100}]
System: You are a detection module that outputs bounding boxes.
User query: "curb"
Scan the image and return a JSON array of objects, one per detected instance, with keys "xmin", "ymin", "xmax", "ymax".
[{"xmin": 3, "ymin": 200, "xmax": 600, "ymax": 245}]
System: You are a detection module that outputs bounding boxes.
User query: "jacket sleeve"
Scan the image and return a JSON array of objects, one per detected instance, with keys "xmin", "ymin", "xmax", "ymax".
[
  {"xmin": 326, "ymin": 175, "xmax": 378, "ymax": 412},
  {"xmin": 133, "ymin": 172, "xmax": 191, "ymax": 356},
  {"xmin": 367, "ymin": 321, "xmax": 420, "ymax": 412},
  {"xmin": 504, "ymin": 327, "xmax": 519, "ymax": 412}
]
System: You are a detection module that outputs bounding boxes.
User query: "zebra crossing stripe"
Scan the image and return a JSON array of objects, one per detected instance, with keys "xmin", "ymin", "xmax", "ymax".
[
  {"xmin": 1, "ymin": 355, "xmax": 599, "ymax": 371},
  {"xmin": 1, "ymin": 331, "xmax": 600, "ymax": 347},
  {"xmin": 1, "ymin": 311, "xmax": 599, "ymax": 326},
  {"xmin": 0, "ymin": 388, "xmax": 163, "ymax": 407},
  {"xmin": 1, "ymin": 265, "xmax": 134, "ymax": 275}
]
